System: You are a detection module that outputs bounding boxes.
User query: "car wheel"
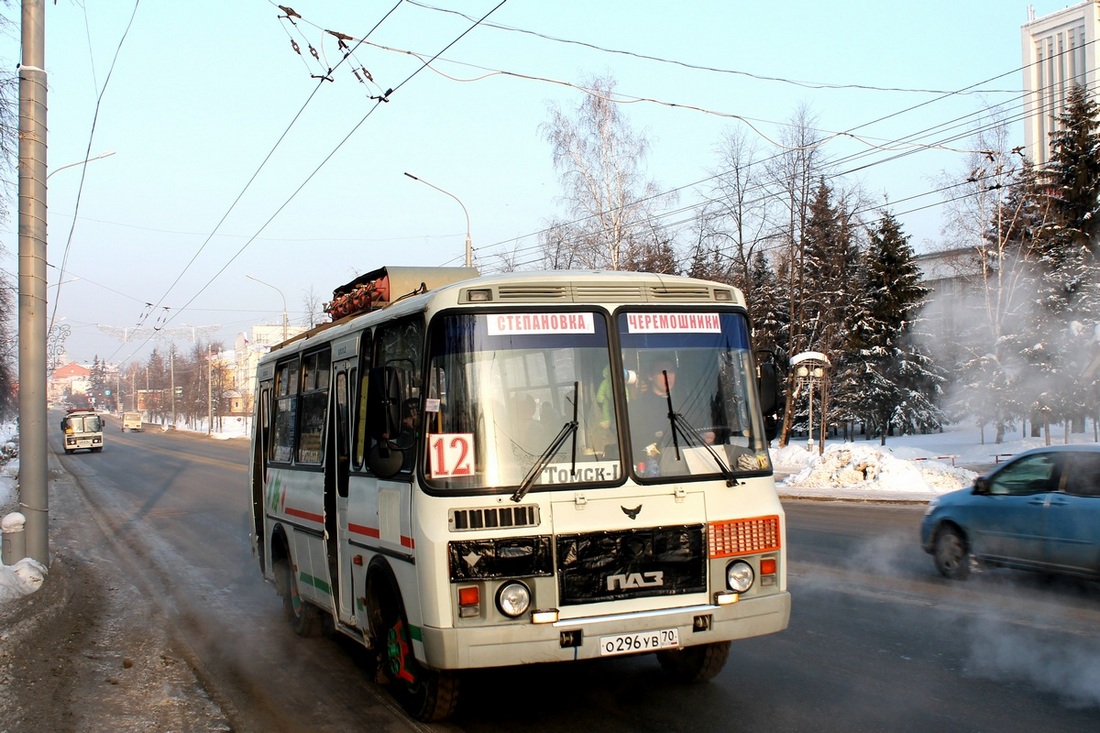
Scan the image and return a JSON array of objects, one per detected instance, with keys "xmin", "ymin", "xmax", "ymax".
[
  {"xmin": 277, "ymin": 557, "xmax": 321, "ymax": 637},
  {"xmin": 657, "ymin": 641, "xmax": 731, "ymax": 683},
  {"xmin": 933, "ymin": 525, "xmax": 971, "ymax": 580}
]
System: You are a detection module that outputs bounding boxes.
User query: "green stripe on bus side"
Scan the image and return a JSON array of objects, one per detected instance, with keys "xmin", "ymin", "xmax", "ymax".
[
  {"xmin": 299, "ymin": 572, "xmax": 331, "ymax": 596},
  {"xmin": 409, "ymin": 624, "xmax": 422, "ymax": 642}
]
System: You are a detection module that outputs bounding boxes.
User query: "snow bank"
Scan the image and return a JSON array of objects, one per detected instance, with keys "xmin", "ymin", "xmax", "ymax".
[
  {"xmin": 0, "ymin": 420, "xmax": 38, "ymax": 602},
  {"xmin": 774, "ymin": 441, "xmax": 978, "ymax": 500},
  {"xmin": 0, "ymin": 557, "xmax": 47, "ymax": 602}
]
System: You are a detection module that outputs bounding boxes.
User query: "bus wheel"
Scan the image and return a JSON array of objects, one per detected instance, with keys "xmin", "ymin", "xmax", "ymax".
[
  {"xmin": 657, "ymin": 641, "xmax": 730, "ymax": 683},
  {"xmin": 379, "ymin": 611, "xmax": 459, "ymax": 721},
  {"xmin": 277, "ymin": 557, "xmax": 321, "ymax": 637}
]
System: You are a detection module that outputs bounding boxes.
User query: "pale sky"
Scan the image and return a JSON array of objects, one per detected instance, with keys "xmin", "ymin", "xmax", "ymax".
[{"xmin": 0, "ymin": 0, "xmax": 1080, "ymax": 365}]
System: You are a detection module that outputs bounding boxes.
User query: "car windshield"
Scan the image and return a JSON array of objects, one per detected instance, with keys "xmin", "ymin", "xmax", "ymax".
[
  {"xmin": 618, "ymin": 310, "xmax": 770, "ymax": 481},
  {"xmin": 423, "ymin": 311, "xmax": 619, "ymax": 492}
]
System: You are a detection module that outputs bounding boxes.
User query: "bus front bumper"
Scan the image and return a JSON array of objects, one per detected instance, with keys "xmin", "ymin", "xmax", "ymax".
[{"xmin": 418, "ymin": 591, "xmax": 791, "ymax": 670}]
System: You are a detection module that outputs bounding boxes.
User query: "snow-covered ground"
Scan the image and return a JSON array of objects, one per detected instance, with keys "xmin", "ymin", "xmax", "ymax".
[
  {"xmin": 2, "ymin": 417, "xmax": 1097, "ymax": 601},
  {"xmin": 771, "ymin": 422, "xmax": 1097, "ymax": 500}
]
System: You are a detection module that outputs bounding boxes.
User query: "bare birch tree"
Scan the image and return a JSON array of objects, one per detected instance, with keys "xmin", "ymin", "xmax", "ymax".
[
  {"xmin": 690, "ymin": 127, "xmax": 777, "ymax": 295},
  {"xmin": 934, "ymin": 116, "xmax": 1050, "ymax": 442},
  {"xmin": 765, "ymin": 105, "xmax": 831, "ymax": 447},
  {"xmin": 540, "ymin": 75, "xmax": 675, "ymax": 271}
]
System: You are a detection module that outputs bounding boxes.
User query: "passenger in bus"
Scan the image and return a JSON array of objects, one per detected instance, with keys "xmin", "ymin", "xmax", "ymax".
[
  {"xmin": 399, "ymin": 399, "xmax": 420, "ymax": 470},
  {"xmin": 630, "ymin": 358, "xmax": 714, "ymax": 474},
  {"xmin": 629, "ymin": 358, "xmax": 676, "ymax": 471},
  {"xmin": 508, "ymin": 394, "xmax": 542, "ymax": 457}
]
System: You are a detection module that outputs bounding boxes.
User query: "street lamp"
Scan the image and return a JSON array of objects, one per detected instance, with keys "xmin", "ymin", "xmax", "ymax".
[
  {"xmin": 404, "ymin": 172, "xmax": 473, "ymax": 268},
  {"xmin": 47, "ymin": 150, "xmax": 116, "ymax": 181},
  {"xmin": 791, "ymin": 351, "xmax": 831, "ymax": 454},
  {"xmin": 246, "ymin": 274, "xmax": 288, "ymax": 341}
]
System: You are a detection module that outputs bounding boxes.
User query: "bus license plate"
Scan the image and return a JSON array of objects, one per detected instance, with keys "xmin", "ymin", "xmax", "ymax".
[{"xmin": 599, "ymin": 628, "xmax": 680, "ymax": 656}]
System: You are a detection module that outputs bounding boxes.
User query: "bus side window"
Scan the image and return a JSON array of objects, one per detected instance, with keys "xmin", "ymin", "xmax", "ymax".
[
  {"xmin": 271, "ymin": 358, "xmax": 299, "ymax": 464},
  {"xmin": 374, "ymin": 317, "xmax": 424, "ymax": 475},
  {"xmin": 296, "ymin": 349, "xmax": 331, "ymax": 465},
  {"xmin": 353, "ymin": 329, "xmax": 373, "ymax": 470}
]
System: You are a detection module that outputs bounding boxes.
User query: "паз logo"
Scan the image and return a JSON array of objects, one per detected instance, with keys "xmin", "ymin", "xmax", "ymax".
[{"xmin": 606, "ymin": 571, "xmax": 664, "ymax": 591}]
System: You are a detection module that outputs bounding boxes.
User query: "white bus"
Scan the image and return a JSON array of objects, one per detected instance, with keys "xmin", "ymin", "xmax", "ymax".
[
  {"xmin": 60, "ymin": 409, "xmax": 104, "ymax": 453},
  {"xmin": 249, "ymin": 266, "xmax": 790, "ymax": 721}
]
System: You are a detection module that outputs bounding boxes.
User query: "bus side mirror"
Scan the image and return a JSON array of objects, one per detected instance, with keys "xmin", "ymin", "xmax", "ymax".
[
  {"xmin": 757, "ymin": 362, "xmax": 781, "ymax": 443},
  {"xmin": 757, "ymin": 362, "xmax": 779, "ymax": 416}
]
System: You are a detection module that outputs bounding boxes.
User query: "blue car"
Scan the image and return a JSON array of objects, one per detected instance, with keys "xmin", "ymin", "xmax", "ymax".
[{"xmin": 920, "ymin": 445, "xmax": 1100, "ymax": 581}]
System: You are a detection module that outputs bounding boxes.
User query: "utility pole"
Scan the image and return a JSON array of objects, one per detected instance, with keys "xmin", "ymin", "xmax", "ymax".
[
  {"xmin": 170, "ymin": 345, "xmax": 175, "ymax": 427},
  {"xmin": 17, "ymin": 0, "xmax": 49, "ymax": 565},
  {"xmin": 207, "ymin": 345, "xmax": 213, "ymax": 435}
]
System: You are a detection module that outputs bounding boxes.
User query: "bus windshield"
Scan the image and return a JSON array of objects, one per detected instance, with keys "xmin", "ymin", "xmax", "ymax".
[
  {"xmin": 424, "ymin": 311, "xmax": 620, "ymax": 491},
  {"xmin": 62, "ymin": 413, "xmax": 103, "ymax": 434},
  {"xmin": 618, "ymin": 311, "xmax": 771, "ymax": 481}
]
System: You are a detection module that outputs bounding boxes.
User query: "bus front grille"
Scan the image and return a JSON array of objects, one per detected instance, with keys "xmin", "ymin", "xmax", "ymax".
[
  {"xmin": 449, "ymin": 504, "xmax": 540, "ymax": 531},
  {"xmin": 556, "ymin": 524, "xmax": 707, "ymax": 605}
]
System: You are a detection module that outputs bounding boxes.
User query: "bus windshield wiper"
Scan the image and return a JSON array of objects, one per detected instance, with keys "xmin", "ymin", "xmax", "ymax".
[
  {"xmin": 511, "ymin": 382, "xmax": 579, "ymax": 503},
  {"xmin": 661, "ymin": 375, "xmax": 740, "ymax": 487}
]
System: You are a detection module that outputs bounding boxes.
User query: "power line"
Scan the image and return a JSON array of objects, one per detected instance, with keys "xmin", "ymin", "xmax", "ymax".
[
  {"xmin": 123, "ymin": 0, "xmax": 512, "ymax": 363},
  {"xmin": 107, "ymin": 1, "xmax": 411, "ymax": 365}
]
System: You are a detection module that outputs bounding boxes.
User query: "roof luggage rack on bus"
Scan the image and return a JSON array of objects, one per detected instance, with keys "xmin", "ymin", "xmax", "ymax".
[{"xmin": 324, "ymin": 265, "xmax": 478, "ymax": 320}]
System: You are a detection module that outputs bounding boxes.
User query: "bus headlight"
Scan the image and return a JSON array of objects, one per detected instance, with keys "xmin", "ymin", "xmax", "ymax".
[
  {"xmin": 726, "ymin": 560, "xmax": 755, "ymax": 593},
  {"xmin": 496, "ymin": 581, "xmax": 531, "ymax": 618}
]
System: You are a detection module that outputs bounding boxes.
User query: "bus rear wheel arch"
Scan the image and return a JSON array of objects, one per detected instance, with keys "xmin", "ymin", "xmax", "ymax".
[{"xmin": 365, "ymin": 560, "xmax": 460, "ymax": 722}]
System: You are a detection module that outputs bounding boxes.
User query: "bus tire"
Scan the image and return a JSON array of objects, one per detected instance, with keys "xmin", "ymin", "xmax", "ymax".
[
  {"xmin": 368, "ymin": 571, "xmax": 460, "ymax": 722},
  {"xmin": 657, "ymin": 640, "xmax": 730, "ymax": 683},
  {"xmin": 384, "ymin": 616, "xmax": 460, "ymax": 722},
  {"xmin": 277, "ymin": 557, "xmax": 321, "ymax": 637}
]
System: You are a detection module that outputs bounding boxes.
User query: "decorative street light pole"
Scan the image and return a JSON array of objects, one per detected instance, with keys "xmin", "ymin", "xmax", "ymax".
[
  {"xmin": 791, "ymin": 351, "xmax": 831, "ymax": 454},
  {"xmin": 404, "ymin": 172, "xmax": 473, "ymax": 268}
]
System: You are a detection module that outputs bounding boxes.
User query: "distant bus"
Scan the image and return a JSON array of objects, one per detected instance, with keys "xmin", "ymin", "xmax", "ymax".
[
  {"xmin": 249, "ymin": 266, "xmax": 789, "ymax": 721},
  {"xmin": 60, "ymin": 410, "xmax": 104, "ymax": 453},
  {"xmin": 122, "ymin": 412, "xmax": 143, "ymax": 432}
]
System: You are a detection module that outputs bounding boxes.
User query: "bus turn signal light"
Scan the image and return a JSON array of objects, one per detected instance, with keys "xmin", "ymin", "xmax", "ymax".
[{"xmin": 458, "ymin": 586, "xmax": 480, "ymax": 618}]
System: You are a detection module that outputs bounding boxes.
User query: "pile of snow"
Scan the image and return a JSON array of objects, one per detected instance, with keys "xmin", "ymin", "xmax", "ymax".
[
  {"xmin": 0, "ymin": 556, "xmax": 46, "ymax": 602},
  {"xmin": 0, "ymin": 420, "xmax": 39, "ymax": 602},
  {"xmin": 774, "ymin": 441, "xmax": 978, "ymax": 500}
]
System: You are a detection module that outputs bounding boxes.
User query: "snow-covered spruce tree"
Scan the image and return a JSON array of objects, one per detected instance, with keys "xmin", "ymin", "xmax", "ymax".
[
  {"xmin": 747, "ymin": 250, "xmax": 783, "ymax": 359},
  {"xmin": 850, "ymin": 212, "xmax": 943, "ymax": 444},
  {"xmin": 1037, "ymin": 83, "xmax": 1100, "ymax": 437},
  {"xmin": 781, "ymin": 178, "xmax": 860, "ymax": 445}
]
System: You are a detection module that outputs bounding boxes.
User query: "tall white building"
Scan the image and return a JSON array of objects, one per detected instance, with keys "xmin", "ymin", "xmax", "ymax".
[{"xmin": 1022, "ymin": 1, "xmax": 1100, "ymax": 166}]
